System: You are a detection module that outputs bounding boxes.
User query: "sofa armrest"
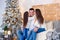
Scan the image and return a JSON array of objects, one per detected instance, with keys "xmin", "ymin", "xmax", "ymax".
[{"xmin": 36, "ymin": 30, "xmax": 54, "ymax": 40}]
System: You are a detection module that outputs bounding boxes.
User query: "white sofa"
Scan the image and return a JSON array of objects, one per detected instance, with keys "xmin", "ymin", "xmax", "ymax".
[{"xmin": 36, "ymin": 21, "xmax": 54, "ymax": 40}]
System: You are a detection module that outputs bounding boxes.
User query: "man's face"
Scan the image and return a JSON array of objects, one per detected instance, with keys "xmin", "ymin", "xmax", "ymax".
[{"xmin": 29, "ymin": 10, "xmax": 34, "ymax": 17}]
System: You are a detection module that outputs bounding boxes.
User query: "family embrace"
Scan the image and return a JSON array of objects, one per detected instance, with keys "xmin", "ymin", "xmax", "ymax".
[{"xmin": 17, "ymin": 8, "xmax": 46, "ymax": 40}]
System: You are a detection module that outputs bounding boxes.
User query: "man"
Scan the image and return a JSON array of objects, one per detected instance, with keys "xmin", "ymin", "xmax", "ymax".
[
  {"xmin": 27, "ymin": 8, "xmax": 38, "ymax": 40},
  {"xmin": 28, "ymin": 8, "xmax": 40, "ymax": 33},
  {"xmin": 28, "ymin": 8, "xmax": 35, "ymax": 31}
]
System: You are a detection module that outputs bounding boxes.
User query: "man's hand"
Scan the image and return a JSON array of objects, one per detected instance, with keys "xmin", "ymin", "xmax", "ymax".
[{"xmin": 34, "ymin": 27, "xmax": 38, "ymax": 32}]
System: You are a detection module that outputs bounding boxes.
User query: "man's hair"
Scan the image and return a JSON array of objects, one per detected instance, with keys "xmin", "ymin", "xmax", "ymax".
[{"xmin": 29, "ymin": 8, "xmax": 34, "ymax": 11}]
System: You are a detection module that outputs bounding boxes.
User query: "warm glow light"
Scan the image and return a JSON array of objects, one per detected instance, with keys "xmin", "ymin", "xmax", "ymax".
[{"xmin": 8, "ymin": 31, "xmax": 11, "ymax": 35}]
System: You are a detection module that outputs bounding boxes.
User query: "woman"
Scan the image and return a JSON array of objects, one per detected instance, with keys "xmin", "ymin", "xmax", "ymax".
[
  {"xmin": 27, "ymin": 9, "xmax": 46, "ymax": 40},
  {"xmin": 17, "ymin": 11, "xmax": 29, "ymax": 40}
]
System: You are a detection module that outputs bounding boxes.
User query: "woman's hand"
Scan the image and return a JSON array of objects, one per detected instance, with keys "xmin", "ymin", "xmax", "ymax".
[{"xmin": 34, "ymin": 27, "xmax": 38, "ymax": 32}]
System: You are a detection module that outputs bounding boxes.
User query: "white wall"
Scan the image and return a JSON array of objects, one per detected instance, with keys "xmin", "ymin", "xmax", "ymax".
[
  {"xmin": 0, "ymin": 0, "xmax": 6, "ymax": 26},
  {"xmin": 19, "ymin": 0, "xmax": 54, "ymax": 12},
  {"xmin": 54, "ymin": 0, "xmax": 60, "ymax": 3}
]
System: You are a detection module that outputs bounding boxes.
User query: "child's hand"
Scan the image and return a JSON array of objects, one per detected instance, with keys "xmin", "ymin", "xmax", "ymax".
[{"xmin": 34, "ymin": 27, "xmax": 38, "ymax": 32}]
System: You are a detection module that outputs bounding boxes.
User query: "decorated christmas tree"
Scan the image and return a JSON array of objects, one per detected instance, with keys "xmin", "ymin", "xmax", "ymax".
[{"xmin": 2, "ymin": 0, "xmax": 22, "ymax": 32}]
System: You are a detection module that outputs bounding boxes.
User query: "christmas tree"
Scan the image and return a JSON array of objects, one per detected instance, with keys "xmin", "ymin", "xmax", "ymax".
[{"xmin": 2, "ymin": 0, "xmax": 22, "ymax": 32}]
